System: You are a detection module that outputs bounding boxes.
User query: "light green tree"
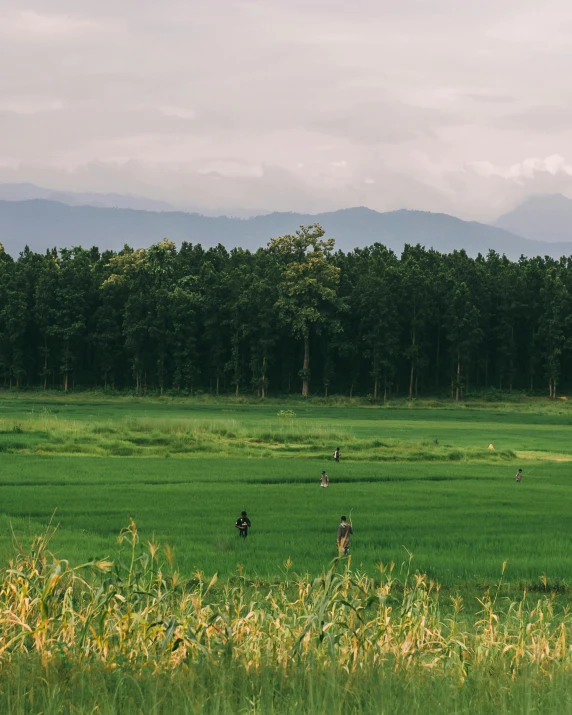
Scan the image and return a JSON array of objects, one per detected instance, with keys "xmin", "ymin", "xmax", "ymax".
[{"xmin": 269, "ymin": 225, "xmax": 341, "ymax": 396}]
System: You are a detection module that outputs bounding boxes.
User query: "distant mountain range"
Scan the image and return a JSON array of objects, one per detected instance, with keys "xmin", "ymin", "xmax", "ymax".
[
  {"xmin": 2, "ymin": 185, "xmax": 572, "ymax": 259},
  {"xmin": 495, "ymin": 194, "xmax": 572, "ymax": 243},
  {"xmin": 0, "ymin": 182, "xmax": 178, "ymax": 213},
  {"xmin": 0, "ymin": 182, "xmax": 259, "ymax": 217}
]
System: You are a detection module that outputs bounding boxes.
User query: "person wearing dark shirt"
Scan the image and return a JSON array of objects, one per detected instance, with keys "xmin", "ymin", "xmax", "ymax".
[
  {"xmin": 235, "ymin": 511, "xmax": 251, "ymax": 538},
  {"xmin": 336, "ymin": 515, "xmax": 353, "ymax": 555},
  {"xmin": 333, "ymin": 447, "xmax": 340, "ymax": 463}
]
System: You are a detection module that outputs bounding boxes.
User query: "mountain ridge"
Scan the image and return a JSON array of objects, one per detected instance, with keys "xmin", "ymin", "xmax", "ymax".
[
  {"xmin": 1, "ymin": 198, "xmax": 572, "ymax": 260},
  {"xmin": 495, "ymin": 193, "xmax": 572, "ymax": 243}
]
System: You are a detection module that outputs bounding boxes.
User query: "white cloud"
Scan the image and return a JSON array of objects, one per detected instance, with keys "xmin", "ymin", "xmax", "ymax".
[
  {"xmin": 0, "ymin": 97, "xmax": 63, "ymax": 115},
  {"xmin": 0, "ymin": 11, "xmax": 103, "ymax": 40},
  {"xmin": 197, "ymin": 161, "xmax": 264, "ymax": 178},
  {"xmin": 470, "ymin": 155, "xmax": 572, "ymax": 182},
  {"xmin": 159, "ymin": 106, "xmax": 196, "ymax": 120}
]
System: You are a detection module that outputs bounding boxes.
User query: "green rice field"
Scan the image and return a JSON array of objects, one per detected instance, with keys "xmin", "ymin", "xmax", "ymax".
[
  {"xmin": 2, "ymin": 392, "xmax": 572, "ymax": 714},
  {"xmin": 0, "ymin": 393, "xmax": 570, "ymax": 590}
]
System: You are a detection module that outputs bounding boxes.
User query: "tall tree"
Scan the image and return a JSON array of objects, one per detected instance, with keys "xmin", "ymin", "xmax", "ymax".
[
  {"xmin": 443, "ymin": 253, "xmax": 483, "ymax": 401},
  {"xmin": 537, "ymin": 265, "xmax": 572, "ymax": 398},
  {"xmin": 355, "ymin": 245, "xmax": 401, "ymax": 401},
  {"xmin": 269, "ymin": 225, "xmax": 341, "ymax": 396}
]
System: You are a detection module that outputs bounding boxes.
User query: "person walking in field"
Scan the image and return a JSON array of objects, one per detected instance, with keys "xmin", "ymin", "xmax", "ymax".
[
  {"xmin": 320, "ymin": 470, "xmax": 329, "ymax": 488},
  {"xmin": 333, "ymin": 447, "xmax": 340, "ymax": 463},
  {"xmin": 235, "ymin": 511, "xmax": 251, "ymax": 537},
  {"xmin": 336, "ymin": 515, "xmax": 353, "ymax": 555},
  {"xmin": 515, "ymin": 468, "xmax": 523, "ymax": 483}
]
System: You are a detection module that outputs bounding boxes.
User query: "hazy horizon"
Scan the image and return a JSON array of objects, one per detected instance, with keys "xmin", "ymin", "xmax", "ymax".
[{"xmin": 3, "ymin": 1, "xmax": 572, "ymax": 221}]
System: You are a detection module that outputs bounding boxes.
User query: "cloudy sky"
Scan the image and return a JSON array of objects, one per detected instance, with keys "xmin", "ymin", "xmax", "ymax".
[{"xmin": 1, "ymin": 0, "xmax": 572, "ymax": 219}]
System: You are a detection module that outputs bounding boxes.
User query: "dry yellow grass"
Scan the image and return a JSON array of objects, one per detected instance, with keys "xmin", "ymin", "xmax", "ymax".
[
  {"xmin": 0, "ymin": 521, "xmax": 570, "ymax": 681},
  {"xmin": 515, "ymin": 450, "xmax": 572, "ymax": 462}
]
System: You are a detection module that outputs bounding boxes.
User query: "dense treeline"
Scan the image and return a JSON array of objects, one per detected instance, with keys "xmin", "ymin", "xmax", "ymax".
[{"xmin": 1, "ymin": 224, "xmax": 572, "ymax": 399}]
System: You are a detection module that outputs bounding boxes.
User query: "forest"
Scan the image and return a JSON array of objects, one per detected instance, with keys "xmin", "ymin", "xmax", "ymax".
[{"xmin": 1, "ymin": 224, "xmax": 571, "ymax": 399}]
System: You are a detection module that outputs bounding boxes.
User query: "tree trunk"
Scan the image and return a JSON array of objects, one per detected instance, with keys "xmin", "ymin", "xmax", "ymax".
[
  {"xmin": 261, "ymin": 355, "xmax": 267, "ymax": 399},
  {"xmin": 409, "ymin": 361, "xmax": 415, "ymax": 400},
  {"xmin": 64, "ymin": 372, "xmax": 68, "ymax": 393},
  {"xmin": 435, "ymin": 328, "xmax": 440, "ymax": 390},
  {"xmin": 302, "ymin": 334, "xmax": 310, "ymax": 396},
  {"xmin": 43, "ymin": 338, "xmax": 48, "ymax": 391},
  {"xmin": 409, "ymin": 327, "xmax": 416, "ymax": 399},
  {"xmin": 235, "ymin": 382, "xmax": 239, "ymax": 398},
  {"xmin": 159, "ymin": 346, "xmax": 165, "ymax": 395},
  {"xmin": 216, "ymin": 375, "xmax": 220, "ymax": 396},
  {"xmin": 373, "ymin": 376, "xmax": 378, "ymax": 401},
  {"xmin": 455, "ymin": 352, "xmax": 461, "ymax": 402}
]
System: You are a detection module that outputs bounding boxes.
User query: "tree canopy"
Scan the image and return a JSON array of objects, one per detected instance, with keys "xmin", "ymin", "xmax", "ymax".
[{"xmin": 1, "ymin": 227, "xmax": 571, "ymax": 399}]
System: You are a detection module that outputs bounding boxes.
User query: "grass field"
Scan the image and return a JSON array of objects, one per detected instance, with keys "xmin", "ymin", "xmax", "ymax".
[
  {"xmin": 0, "ymin": 393, "xmax": 570, "ymax": 590},
  {"xmin": 1, "ymin": 392, "xmax": 572, "ymax": 713},
  {"xmin": 1, "ymin": 455, "xmax": 571, "ymax": 591}
]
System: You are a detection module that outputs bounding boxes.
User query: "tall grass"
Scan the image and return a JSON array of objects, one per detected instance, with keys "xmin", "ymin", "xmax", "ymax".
[
  {"xmin": 1, "ymin": 522, "xmax": 572, "ymax": 711},
  {"xmin": 4, "ymin": 657, "xmax": 572, "ymax": 714},
  {"xmin": 0, "ymin": 415, "xmax": 516, "ymax": 461},
  {"xmin": 2, "ymin": 521, "xmax": 572, "ymax": 675}
]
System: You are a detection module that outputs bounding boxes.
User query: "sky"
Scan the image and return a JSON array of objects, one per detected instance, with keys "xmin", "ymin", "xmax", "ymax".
[{"xmin": 2, "ymin": 0, "xmax": 572, "ymax": 220}]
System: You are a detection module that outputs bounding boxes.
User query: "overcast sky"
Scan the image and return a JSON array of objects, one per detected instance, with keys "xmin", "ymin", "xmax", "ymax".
[{"xmin": 1, "ymin": 0, "xmax": 572, "ymax": 219}]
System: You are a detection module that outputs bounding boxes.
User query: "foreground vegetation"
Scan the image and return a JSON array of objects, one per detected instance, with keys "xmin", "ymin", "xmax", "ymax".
[{"xmin": 1, "ymin": 521, "xmax": 572, "ymax": 714}]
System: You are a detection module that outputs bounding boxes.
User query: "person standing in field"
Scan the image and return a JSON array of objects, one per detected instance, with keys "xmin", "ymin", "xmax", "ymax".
[
  {"xmin": 320, "ymin": 470, "xmax": 329, "ymax": 488},
  {"xmin": 333, "ymin": 447, "xmax": 340, "ymax": 463},
  {"xmin": 336, "ymin": 515, "xmax": 353, "ymax": 555},
  {"xmin": 515, "ymin": 469, "xmax": 523, "ymax": 483},
  {"xmin": 235, "ymin": 511, "xmax": 251, "ymax": 537}
]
